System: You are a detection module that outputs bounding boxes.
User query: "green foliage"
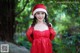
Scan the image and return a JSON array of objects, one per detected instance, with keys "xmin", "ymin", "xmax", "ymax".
[
  {"xmin": 53, "ymin": 34, "xmax": 80, "ymax": 53},
  {"xmin": 15, "ymin": 0, "xmax": 80, "ymax": 53}
]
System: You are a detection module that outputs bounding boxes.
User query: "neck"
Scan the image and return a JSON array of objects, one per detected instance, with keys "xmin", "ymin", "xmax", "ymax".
[{"xmin": 37, "ymin": 21, "xmax": 44, "ymax": 24}]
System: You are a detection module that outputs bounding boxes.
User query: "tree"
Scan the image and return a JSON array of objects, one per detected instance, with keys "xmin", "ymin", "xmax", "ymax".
[
  {"xmin": 0, "ymin": 0, "xmax": 29, "ymax": 44},
  {"xmin": 0, "ymin": 0, "xmax": 15, "ymax": 43}
]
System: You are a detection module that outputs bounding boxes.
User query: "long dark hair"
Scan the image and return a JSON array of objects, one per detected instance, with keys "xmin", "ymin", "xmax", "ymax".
[{"xmin": 31, "ymin": 14, "xmax": 51, "ymax": 27}]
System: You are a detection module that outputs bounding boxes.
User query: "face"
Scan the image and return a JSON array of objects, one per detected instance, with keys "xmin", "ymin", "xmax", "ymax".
[{"xmin": 35, "ymin": 11, "xmax": 45, "ymax": 22}]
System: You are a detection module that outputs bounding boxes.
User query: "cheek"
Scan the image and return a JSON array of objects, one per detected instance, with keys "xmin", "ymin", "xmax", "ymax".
[
  {"xmin": 36, "ymin": 15, "xmax": 40, "ymax": 18},
  {"xmin": 42, "ymin": 15, "xmax": 45, "ymax": 19},
  {"xmin": 43, "ymin": 15, "xmax": 45, "ymax": 17},
  {"xmin": 35, "ymin": 14, "xmax": 39, "ymax": 18}
]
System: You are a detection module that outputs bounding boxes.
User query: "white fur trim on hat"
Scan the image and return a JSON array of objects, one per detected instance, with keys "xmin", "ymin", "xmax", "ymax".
[
  {"xmin": 30, "ymin": 15, "xmax": 34, "ymax": 19},
  {"xmin": 33, "ymin": 8, "xmax": 48, "ymax": 16}
]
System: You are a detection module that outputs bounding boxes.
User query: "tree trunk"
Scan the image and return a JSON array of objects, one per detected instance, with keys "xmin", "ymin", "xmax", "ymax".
[{"xmin": 0, "ymin": 0, "xmax": 16, "ymax": 43}]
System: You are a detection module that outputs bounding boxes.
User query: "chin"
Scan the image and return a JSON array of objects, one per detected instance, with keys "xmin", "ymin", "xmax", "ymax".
[{"xmin": 39, "ymin": 20, "xmax": 43, "ymax": 22}]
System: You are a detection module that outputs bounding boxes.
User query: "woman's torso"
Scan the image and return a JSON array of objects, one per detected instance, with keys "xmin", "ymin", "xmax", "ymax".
[{"xmin": 32, "ymin": 23, "xmax": 50, "ymax": 41}]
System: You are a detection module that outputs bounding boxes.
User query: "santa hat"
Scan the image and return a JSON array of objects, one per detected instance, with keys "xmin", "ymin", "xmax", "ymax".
[{"xmin": 30, "ymin": 4, "xmax": 48, "ymax": 18}]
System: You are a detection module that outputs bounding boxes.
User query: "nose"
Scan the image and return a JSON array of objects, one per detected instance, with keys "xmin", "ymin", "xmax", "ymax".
[{"xmin": 39, "ymin": 13, "xmax": 42, "ymax": 17}]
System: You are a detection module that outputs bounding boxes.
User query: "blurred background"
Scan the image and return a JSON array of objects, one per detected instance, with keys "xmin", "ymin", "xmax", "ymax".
[{"xmin": 0, "ymin": 0, "xmax": 80, "ymax": 53}]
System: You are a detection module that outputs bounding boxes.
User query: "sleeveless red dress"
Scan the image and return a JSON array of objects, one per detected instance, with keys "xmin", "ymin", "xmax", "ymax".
[{"xmin": 26, "ymin": 26, "xmax": 56, "ymax": 53}]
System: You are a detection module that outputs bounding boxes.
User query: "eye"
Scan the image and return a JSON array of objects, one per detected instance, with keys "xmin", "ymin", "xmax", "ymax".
[
  {"xmin": 36, "ymin": 12, "xmax": 40, "ymax": 14},
  {"xmin": 42, "ymin": 12, "xmax": 45, "ymax": 14}
]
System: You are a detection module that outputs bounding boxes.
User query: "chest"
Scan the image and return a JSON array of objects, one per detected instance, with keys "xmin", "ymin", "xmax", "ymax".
[{"xmin": 34, "ymin": 24, "xmax": 49, "ymax": 31}]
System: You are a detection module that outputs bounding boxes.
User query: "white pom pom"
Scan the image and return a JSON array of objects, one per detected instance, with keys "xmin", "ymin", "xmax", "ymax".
[{"xmin": 30, "ymin": 15, "xmax": 34, "ymax": 19}]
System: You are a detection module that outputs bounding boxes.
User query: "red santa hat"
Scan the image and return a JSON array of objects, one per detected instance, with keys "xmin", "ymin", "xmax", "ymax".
[{"xmin": 30, "ymin": 4, "xmax": 48, "ymax": 18}]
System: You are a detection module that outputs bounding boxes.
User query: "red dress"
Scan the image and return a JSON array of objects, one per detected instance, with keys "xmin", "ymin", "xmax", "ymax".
[{"xmin": 26, "ymin": 26, "xmax": 56, "ymax": 53}]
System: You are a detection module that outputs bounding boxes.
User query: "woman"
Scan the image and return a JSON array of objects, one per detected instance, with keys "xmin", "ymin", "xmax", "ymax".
[{"xmin": 26, "ymin": 4, "xmax": 56, "ymax": 53}]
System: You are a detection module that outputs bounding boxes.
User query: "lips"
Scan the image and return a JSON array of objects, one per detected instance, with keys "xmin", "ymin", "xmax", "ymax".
[{"xmin": 38, "ymin": 18, "xmax": 42, "ymax": 19}]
